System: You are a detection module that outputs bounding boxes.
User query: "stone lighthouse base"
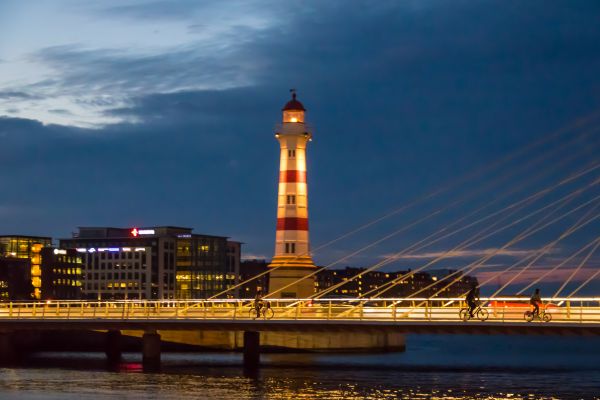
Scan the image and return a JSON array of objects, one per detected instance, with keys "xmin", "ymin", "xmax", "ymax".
[{"xmin": 267, "ymin": 266, "xmax": 316, "ymax": 298}]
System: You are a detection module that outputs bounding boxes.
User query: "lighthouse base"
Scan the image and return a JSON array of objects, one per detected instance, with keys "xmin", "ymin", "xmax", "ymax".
[{"xmin": 267, "ymin": 259, "xmax": 316, "ymax": 298}]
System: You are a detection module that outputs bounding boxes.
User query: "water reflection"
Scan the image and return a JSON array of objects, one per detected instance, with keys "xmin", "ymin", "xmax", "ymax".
[{"xmin": 1, "ymin": 335, "xmax": 599, "ymax": 399}]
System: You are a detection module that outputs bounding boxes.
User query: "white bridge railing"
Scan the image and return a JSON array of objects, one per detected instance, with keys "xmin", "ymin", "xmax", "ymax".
[{"xmin": 0, "ymin": 297, "xmax": 599, "ymax": 323}]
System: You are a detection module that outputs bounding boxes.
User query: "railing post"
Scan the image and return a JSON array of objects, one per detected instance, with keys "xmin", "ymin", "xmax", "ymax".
[
  {"xmin": 8, "ymin": 302, "xmax": 12, "ymax": 318},
  {"xmin": 566, "ymin": 300, "xmax": 571, "ymax": 319},
  {"xmin": 359, "ymin": 303, "xmax": 364, "ymax": 320},
  {"xmin": 295, "ymin": 302, "xmax": 301, "ymax": 320},
  {"xmin": 392, "ymin": 303, "xmax": 397, "ymax": 321},
  {"xmin": 33, "ymin": 302, "xmax": 36, "ymax": 317},
  {"xmin": 327, "ymin": 301, "xmax": 332, "ymax": 320}
]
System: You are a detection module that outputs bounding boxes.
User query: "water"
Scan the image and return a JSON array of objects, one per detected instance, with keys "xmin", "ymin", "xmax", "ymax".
[{"xmin": 1, "ymin": 335, "xmax": 599, "ymax": 399}]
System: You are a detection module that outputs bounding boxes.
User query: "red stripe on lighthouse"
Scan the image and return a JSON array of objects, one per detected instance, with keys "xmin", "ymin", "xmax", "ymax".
[
  {"xmin": 277, "ymin": 217, "xmax": 309, "ymax": 231},
  {"xmin": 279, "ymin": 170, "xmax": 306, "ymax": 183}
]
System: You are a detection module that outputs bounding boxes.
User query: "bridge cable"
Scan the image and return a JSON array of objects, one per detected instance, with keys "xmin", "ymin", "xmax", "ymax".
[
  {"xmin": 517, "ymin": 236, "xmax": 600, "ymax": 295},
  {"xmin": 208, "ymin": 113, "xmax": 600, "ymax": 299},
  {"xmin": 316, "ymin": 162, "xmax": 600, "ymax": 301},
  {"xmin": 488, "ymin": 201, "xmax": 600, "ymax": 297},
  {"xmin": 388, "ymin": 187, "xmax": 600, "ymax": 308}
]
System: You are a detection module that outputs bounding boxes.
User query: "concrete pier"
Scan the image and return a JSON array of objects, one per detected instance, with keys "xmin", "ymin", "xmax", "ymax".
[
  {"xmin": 142, "ymin": 330, "xmax": 161, "ymax": 371},
  {"xmin": 243, "ymin": 331, "xmax": 260, "ymax": 372},
  {"xmin": 105, "ymin": 330, "xmax": 122, "ymax": 364}
]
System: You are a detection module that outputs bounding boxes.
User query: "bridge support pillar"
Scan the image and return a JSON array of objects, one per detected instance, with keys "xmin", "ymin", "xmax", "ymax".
[
  {"xmin": 243, "ymin": 331, "xmax": 260, "ymax": 372},
  {"xmin": 142, "ymin": 330, "xmax": 161, "ymax": 372},
  {"xmin": 0, "ymin": 332, "xmax": 17, "ymax": 365},
  {"xmin": 105, "ymin": 330, "xmax": 122, "ymax": 365}
]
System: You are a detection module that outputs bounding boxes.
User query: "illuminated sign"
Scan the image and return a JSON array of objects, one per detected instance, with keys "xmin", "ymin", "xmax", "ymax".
[
  {"xmin": 131, "ymin": 228, "xmax": 155, "ymax": 236},
  {"xmin": 177, "ymin": 234, "xmax": 192, "ymax": 238},
  {"xmin": 53, "ymin": 249, "xmax": 67, "ymax": 255}
]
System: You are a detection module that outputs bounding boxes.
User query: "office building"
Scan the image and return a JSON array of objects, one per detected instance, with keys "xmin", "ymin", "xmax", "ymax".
[
  {"xmin": 0, "ymin": 256, "xmax": 33, "ymax": 300},
  {"xmin": 60, "ymin": 226, "xmax": 241, "ymax": 300},
  {"xmin": 0, "ymin": 235, "xmax": 52, "ymax": 299},
  {"xmin": 40, "ymin": 248, "xmax": 84, "ymax": 300}
]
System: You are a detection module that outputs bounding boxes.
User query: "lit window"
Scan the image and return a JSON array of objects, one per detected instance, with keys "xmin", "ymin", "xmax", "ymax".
[
  {"xmin": 285, "ymin": 243, "xmax": 296, "ymax": 254},
  {"xmin": 288, "ymin": 149, "xmax": 296, "ymax": 158},
  {"xmin": 286, "ymin": 195, "xmax": 296, "ymax": 205}
]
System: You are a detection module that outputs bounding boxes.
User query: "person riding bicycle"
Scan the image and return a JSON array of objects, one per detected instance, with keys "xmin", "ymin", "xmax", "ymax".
[
  {"xmin": 253, "ymin": 290, "xmax": 264, "ymax": 319},
  {"xmin": 530, "ymin": 288, "xmax": 542, "ymax": 317},
  {"xmin": 466, "ymin": 284, "xmax": 480, "ymax": 318}
]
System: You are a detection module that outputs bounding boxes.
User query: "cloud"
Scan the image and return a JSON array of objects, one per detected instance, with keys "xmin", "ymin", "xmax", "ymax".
[{"xmin": 0, "ymin": 91, "xmax": 44, "ymax": 100}]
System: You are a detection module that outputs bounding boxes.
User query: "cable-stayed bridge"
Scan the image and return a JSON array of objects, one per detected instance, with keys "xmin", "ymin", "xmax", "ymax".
[{"xmin": 1, "ymin": 112, "xmax": 599, "ymax": 370}]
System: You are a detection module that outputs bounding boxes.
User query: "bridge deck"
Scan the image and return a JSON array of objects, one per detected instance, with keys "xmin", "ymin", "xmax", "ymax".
[{"xmin": 0, "ymin": 298, "xmax": 598, "ymax": 334}]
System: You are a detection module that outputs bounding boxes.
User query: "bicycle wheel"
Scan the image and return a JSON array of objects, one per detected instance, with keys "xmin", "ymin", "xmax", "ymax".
[
  {"xmin": 524, "ymin": 311, "xmax": 534, "ymax": 322},
  {"xmin": 542, "ymin": 312, "xmax": 552, "ymax": 322},
  {"xmin": 477, "ymin": 308, "xmax": 489, "ymax": 322},
  {"xmin": 459, "ymin": 308, "xmax": 469, "ymax": 321},
  {"xmin": 248, "ymin": 308, "xmax": 256, "ymax": 319},
  {"xmin": 264, "ymin": 308, "xmax": 274, "ymax": 320}
]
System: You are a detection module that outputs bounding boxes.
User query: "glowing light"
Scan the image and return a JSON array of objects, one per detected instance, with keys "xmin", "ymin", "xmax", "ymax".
[
  {"xmin": 131, "ymin": 228, "xmax": 139, "ymax": 237},
  {"xmin": 290, "ymin": 117, "xmax": 298, "ymax": 123},
  {"xmin": 53, "ymin": 249, "xmax": 67, "ymax": 255},
  {"xmin": 138, "ymin": 229, "xmax": 155, "ymax": 235}
]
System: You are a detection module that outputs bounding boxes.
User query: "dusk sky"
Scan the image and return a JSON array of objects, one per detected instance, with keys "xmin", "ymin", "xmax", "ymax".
[{"xmin": 1, "ymin": 1, "xmax": 599, "ymax": 294}]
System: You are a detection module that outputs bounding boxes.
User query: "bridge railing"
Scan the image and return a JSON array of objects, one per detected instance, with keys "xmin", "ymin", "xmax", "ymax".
[{"xmin": 0, "ymin": 298, "xmax": 599, "ymax": 323}]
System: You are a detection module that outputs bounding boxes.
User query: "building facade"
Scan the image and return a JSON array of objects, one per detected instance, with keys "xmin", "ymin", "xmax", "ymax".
[
  {"xmin": 268, "ymin": 91, "xmax": 317, "ymax": 298},
  {"xmin": 0, "ymin": 235, "xmax": 52, "ymax": 299},
  {"xmin": 60, "ymin": 226, "xmax": 240, "ymax": 300},
  {"xmin": 239, "ymin": 259, "xmax": 270, "ymax": 298},
  {"xmin": 40, "ymin": 248, "xmax": 84, "ymax": 300},
  {"xmin": 315, "ymin": 267, "xmax": 479, "ymax": 298},
  {"xmin": 0, "ymin": 256, "xmax": 33, "ymax": 300}
]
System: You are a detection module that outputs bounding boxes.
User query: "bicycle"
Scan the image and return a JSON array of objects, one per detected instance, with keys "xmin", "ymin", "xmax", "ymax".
[
  {"xmin": 524, "ymin": 305, "xmax": 552, "ymax": 322},
  {"xmin": 459, "ymin": 304, "xmax": 489, "ymax": 321},
  {"xmin": 248, "ymin": 301, "xmax": 274, "ymax": 319}
]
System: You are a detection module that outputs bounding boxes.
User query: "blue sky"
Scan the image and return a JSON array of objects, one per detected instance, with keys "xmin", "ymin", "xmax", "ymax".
[{"xmin": 1, "ymin": 0, "xmax": 599, "ymax": 295}]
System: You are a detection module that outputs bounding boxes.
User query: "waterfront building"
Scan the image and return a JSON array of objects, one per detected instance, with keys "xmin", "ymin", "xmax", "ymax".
[
  {"xmin": 268, "ymin": 91, "xmax": 317, "ymax": 298},
  {"xmin": 0, "ymin": 256, "xmax": 33, "ymax": 300},
  {"xmin": 239, "ymin": 259, "xmax": 270, "ymax": 298},
  {"xmin": 40, "ymin": 248, "xmax": 83, "ymax": 300},
  {"xmin": 315, "ymin": 267, "xmax": 479, "ymax": 298},
  {"xmin": 0, "ymin": 235, "xmax": 52, "ymax": 299},
  {"xmin": 60, "ymin": 226, "xmax": 241, "ymax": 300}
]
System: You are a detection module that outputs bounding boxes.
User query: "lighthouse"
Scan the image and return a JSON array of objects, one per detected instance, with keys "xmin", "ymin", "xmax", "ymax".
[{"xmin": 267, "ymin": 90, "xmax": 317, "ymax": 298}]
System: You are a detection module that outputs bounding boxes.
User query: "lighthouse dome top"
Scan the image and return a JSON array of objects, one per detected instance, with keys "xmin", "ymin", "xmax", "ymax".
[{"xmin": 282, "ymin": 91, "xmax": 306, "ymax": 111}]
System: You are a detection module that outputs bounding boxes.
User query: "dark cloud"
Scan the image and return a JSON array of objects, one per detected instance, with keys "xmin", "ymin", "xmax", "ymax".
[
  {"xmin": 0, "ymin": 91, "xmax": 44, "ymax": 100},
  {"xmin": 4, "ymin": 1, "xmax": 600, "ymax": 272}
]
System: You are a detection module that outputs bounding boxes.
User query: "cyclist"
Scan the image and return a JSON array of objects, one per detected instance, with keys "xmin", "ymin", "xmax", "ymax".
[
  {"xmin": 253, "ymin": 290, "xmax": 264, "ymax": 319},
  {"xmin": 530, "ymin": 288, "xmax": 542, "ymax": 318},
  {"xmin": 465, "ymin": 284, "xmax": 479, "ymax": 318}
]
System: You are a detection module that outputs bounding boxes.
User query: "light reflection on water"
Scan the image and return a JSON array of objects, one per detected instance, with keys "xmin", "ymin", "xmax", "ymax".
[{"xmin": 0, "ymin": 335, "xmax": 599, "ymax": 399}]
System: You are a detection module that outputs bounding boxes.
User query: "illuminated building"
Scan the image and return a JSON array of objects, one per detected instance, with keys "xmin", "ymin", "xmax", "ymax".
[
  {"xmin": 40, "ymin": 248, "xmax": 83, "ymax": 300},
  {"xmin": 60, "ymin": 226, "xmax": 241, "ymax": 300},
  {"xmin": 0, "ymin": 256, "xmax": 33, "ymax": 300},
  {"xmin": 0, "ymin": 235, "xmax": 52, "ymax": 299},
  {"xmin": 315, "ymin": 267, "xmax": 479, "ymax": 298},
  {"xmin": 268, "ymin": 91, "xmax": 317, "ymax": 298},
  {"xmin": 239, "ymin": 259, "xmax": 270, "ymax": 298}
]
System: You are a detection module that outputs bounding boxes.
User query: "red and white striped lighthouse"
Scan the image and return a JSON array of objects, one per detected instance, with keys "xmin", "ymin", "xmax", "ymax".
[{"xmin": 268, "ymin": 90, "xmax": 317, "ymax": 298}]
